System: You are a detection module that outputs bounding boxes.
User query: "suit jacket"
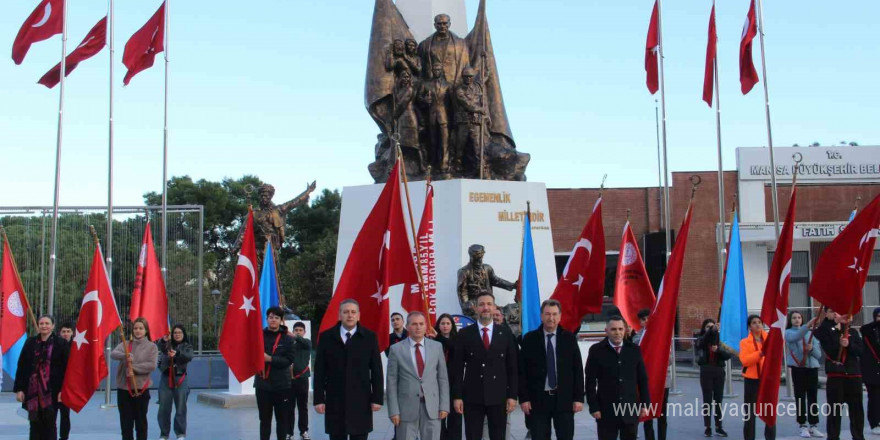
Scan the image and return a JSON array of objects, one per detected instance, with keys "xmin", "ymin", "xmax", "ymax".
[
  {"xmin": 584, "ymin": 338, "xmax": 649, "ymax": 423},
  {"xmin": 314, "ymin": 323, "xmax": 384, "ymax": 436},
  {"xmin": 518, "ymin": 327, "xmax": 584, "ymax": 413},
  {"xmin": 451, "ymin": 322, "xmax": 518, "ymax": 406},
  {"xmin": 387, "ymin": 337, "xmax": 450, "ymax": 421}
]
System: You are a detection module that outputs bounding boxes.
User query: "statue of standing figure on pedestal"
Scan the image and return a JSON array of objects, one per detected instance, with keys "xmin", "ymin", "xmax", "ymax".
[{"xmin": 456, "ymin": 244, "xmax": 516, "ymax": 320}]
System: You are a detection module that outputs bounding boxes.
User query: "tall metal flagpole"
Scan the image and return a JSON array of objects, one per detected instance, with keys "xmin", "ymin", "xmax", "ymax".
[
  {"xmin": 756, "ymin": 0, "xmax": 780, "ymax": 237},
  {"xmin": 161, "ymin": 0, "xmax": 170, "ymax": 282},
  {"xmin": 656, "ymin": 0, "xmax": 679, "ymax": 396},
  {"xmin": 47, "ymin": 0, "xmax": 69, "ymax": 314},
  {"xmin": 103, "ymin": 0, "xmax": 116, "ymax": 408},
  {"xmin": 655, "ymin": 99, "xmax": 663, "ymax": 230}
]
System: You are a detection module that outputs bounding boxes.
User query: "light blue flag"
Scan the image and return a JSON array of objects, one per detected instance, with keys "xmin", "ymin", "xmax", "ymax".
[
  {"xmin": 848, "ymin": 208, "xmax": 857, "ymax": 222},
  {"xmin": 520, "ymin": 211, "xmax": 542, "ymax": 335},
  {"xmin": 259, "ymin": 242, "xmax": 280, "ymax": 328},
  {"xmin": 719, "ymin": 212, "xmax": 748, "ymax": 351},
  {"xmin": 2, "ymin": 334, "xmax": 27, "ymax": 380}
]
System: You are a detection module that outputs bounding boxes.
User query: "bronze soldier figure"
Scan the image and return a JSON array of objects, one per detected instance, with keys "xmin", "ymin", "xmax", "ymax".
[
  {"xmin": 454, "ymin": 67, "xmax": 487, "ymax": 177},
  {"xmin": 418, "ymin": 62, "xmax": 451, "ymax": 173},
  {"xmin": 456, "ymin": 244, "xmax": 516, "ymax": 320},
  {"xmin": 246, "ymin": 182, "xmax": 316, "ymax": 270}
]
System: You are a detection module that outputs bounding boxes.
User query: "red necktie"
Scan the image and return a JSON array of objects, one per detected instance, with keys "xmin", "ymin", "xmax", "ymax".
[
  {"xmin": 482, "ymin": 328, "xmax": 490, "ymax": 350},
  {"xmin": 415, "ymin": 342, "xmax": 425, "ymax": 378},
  {"xmin": 615, "ymin": 346, "xmax": 621, "ymax": 354}
]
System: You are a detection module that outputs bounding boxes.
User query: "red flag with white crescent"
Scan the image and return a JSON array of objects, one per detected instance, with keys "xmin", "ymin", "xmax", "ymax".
[
  {"xmin": 756, "ymin": 188, "xmax": 797, "ymax": 426},
  {"xmin": 739, "ymin": 0, "xmax": 760, "ymax": 94},
  {"xmin": 122, "ymin": 2, "xmax": 165, "ymax": 85},
  {"xmin": 551, "ymin": 196, "xmax": 605, "ymax": 332},
  {"xmin": 613, "ymin": 222, "xmax": 655, "ymax": 331},
  {"xmin": 401, "ymin": 184, "xmax": 436, "ymax": 324},
  {"xmin": 39, "ymin": 16, "xmax": 107, "ymax": 88},
  {"xmin": 59, "ymin": 246, "xmax": 122, "ymax": 412},
  {"xmin": 11, "ymin": 0, "xmax": 64, "ymax": 65},
  {"xmin": 219, "ymin": 210, "xmax": 266, "ymax": 383}
]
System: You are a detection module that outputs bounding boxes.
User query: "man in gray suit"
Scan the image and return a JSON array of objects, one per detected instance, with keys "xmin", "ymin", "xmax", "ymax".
[{"xmin": 387, "ymin": 311, "xmax": 450, "ymax": 440}]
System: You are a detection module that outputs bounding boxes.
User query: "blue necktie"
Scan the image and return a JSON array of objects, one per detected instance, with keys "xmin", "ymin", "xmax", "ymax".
[{"xmin": 547, "ymin": 334, "xmax": 557, "ymax": 389}]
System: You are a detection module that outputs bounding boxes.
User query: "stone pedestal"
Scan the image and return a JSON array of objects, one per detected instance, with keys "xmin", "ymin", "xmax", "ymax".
[{"xmin": 335, "ymin": 179, "xmax": 556, "ymax": 322}]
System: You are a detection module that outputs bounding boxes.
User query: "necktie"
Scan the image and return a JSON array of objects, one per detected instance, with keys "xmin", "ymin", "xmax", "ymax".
[
  {"xmin": 415, "ymin": 343, "xmax": 425, "ymax": 378},
  {"xmin": 546, "ymin": 334, "xmax": 557, "ymax": 389},
  {"xmin": 615, "ymin": 345, "xmax": 621, "ymax": 354},
  {"xmin": 482, "ymin": 328, "xmax": 490, "ymax": 350},
  {"xmin": 345, "ymin": 331, "xmax": 352, "ymax": 346}
]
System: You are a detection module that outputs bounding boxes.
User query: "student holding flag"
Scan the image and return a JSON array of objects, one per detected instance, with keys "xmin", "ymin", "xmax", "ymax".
[
  {"xmin": 255, "ymin": 306, "xmax": 296, "ymax": 440},
  {"xmin": 813, "ymin": 308, "xmax": 865, "ymax": 440},
  {"xmin": 784, "ymin": 311, "xmax": 824, "ymax": 438},
  {"xmin": 111, "ymin": 317, "xmax": 158, "ymax": 440},
  {"xmin": 13, "ymin": 314, "xmax": 69, "ymax": 440},
  {"xmin": 695, "ymin": 319, "xmax": 730, "ymax": 438},
  {"xmin": 739, "ymin": 315, "xmax": 773, "ymax": 440},
  {"xmin": 156, "ymin": 324, "xmax": 194, "ymax": 440}
]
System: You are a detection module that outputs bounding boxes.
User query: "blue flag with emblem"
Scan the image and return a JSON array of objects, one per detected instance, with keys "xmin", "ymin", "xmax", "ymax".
[
  {"xmin": 520, "ymin": 206, "xmax": 541, "ymax": 335},
  {"xmin": 719, "ymin": 212, "xmax": 748, "ymax": 351},
  {"xmin": 259, "ymin": 242, "xmax": 280, "ymax": 328}
]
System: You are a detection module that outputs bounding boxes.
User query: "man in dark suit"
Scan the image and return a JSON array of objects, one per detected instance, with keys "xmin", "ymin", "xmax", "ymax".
[
  {"xmin": 314, "ymin": 299, "xmax": 384, "ymax": 440},
  {"xmin": 518, "ymin": 299, "xmax": 584, "ymax": 440},
  {"xmin": 585, "ymin": 316, "xmax": 650, "ymax": 440},
  {"xmin": 451, "ymin": 291, "xmax": 518, "ymax": 440}
]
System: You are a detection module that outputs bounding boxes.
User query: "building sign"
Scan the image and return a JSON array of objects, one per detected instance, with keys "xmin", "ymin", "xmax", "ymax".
[
  {"xmin": 734, "ymin": 222, "xmax": 851, "ymax": 243},
  {"xmin": 737, "ymin": 146, "xmax": 880, "ymax": 183}
]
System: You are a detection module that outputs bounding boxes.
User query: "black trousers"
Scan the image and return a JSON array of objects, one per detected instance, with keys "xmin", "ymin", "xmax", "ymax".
[
  {"xmin": 55, "ymin": 402, "xmax": 70, "ymax": 440},
  {"xmin": 642, "ymin": 388, "xmax": 668, "ymax": 440},
  {"xmin": 329, "ymin": 435, "xmax": 367, "ymax": 440},
  {"xmin": 699, "ymin": 366, "xmax": 724, "ymax": 429},
  {"xmin": 28, "ymin": 405, "xmax": 57, "ymax": 440},
  {"xmin": 826, "ymin": 376, "xmax": 865, "ymax": 440},
  {"xmin": 440, "ymin": 402, "xmax": 462, "ymax": 440},
  {"xmin": 867, "ymin": 384, "xmax": 880, "ymax": 429},
  {"xmin": 596, "ymin": 418, "xmax": 638, "ymax": 440},
  {"xmin": 463, "ymin": 402, "xmax": 506, "ymax": 440},
  {"xmin": 256, "ymin": 388, "xmax": 291, "ymax": 440},
  {"xmin": 286, "ymin": 378, "xmax": 309, "ymax": 436},
  {"xmin": 790, "ymin": 367, "xmax": 820, "ymax": 426},
  {"xmin": 118, "ymin": 389, "xmax": 151, "ymax": 440},
  {"xmin": 743, "ymin": 378, "xmax": 775, "ymax": 440},
  {"xmin": 529, "ymin": 392, "xmax": 575, "ymax": 440}
]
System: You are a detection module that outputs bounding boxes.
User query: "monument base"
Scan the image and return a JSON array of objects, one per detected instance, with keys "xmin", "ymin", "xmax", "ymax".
[
  {"xmin": 197, "ymin": 391, "xmax": 257, "ymax": 408},
  {"xmin": 335, "ymin": 179, "xmax": 556, "ymax": 329}
]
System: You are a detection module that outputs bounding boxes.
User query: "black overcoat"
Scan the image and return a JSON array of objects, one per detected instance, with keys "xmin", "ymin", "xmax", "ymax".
[{"xmin": 584, "ymin": 338, "xmax": 649, "ymax": 423}]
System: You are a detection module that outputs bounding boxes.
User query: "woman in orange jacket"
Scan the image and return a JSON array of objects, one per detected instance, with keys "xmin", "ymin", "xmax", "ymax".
[{"xmin": 739, "ymin": 315, "xmax": 775, "ymax": 440}]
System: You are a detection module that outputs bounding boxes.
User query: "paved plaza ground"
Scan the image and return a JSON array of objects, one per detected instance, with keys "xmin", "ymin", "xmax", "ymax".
[{"xmin": 0, "ymin": 375, "xmax": 869, "ymax": 440}]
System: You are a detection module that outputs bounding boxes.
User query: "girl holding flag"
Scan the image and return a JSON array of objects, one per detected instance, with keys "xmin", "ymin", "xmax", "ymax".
[
  {"xmin": 111, "ymin": 318, "xmax": 158, "ymax": 440},
  {"xmin": 156, "ymin": 324, "xmax": 194, "ymax": 440},
  {"xmin": 784, "ymin": 311, "xmax": 824, "ymax": 438}
]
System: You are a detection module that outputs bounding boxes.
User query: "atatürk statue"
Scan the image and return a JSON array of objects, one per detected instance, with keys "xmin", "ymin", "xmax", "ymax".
[
  {"xmin": 250, "ymin": 182, "xmax": 316, "ymax": 269},
  {"xmin": 365, "ymin": 1, "xmax": 529, "ymax": 183},
  {"xmin": 457, "ymin": 244, "xmax": 516, "ymax": 319}
]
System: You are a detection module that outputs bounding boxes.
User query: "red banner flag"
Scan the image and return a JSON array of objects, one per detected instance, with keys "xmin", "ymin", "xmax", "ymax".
[
  {"xmin": 1, "ymin": 238, "xmax": 31, "ymax": 359},
  {"xmin": 219, "ymin": 209, "xmax": 266, "ymax": 383},
  {"xmin": 122, "ymin": 2, "xmax": 165, "ymax": 85},
  {"xmin": 613, "ymin": 221, "xmax": 656, "ymax": 331},
  {"xmin": 739, "ymin": 0, "xmax": 760, "ymax": 94},
  {"xmin": 809, "ymin": 193, "xmax": 880, "ymax": 315},
  {"xmin": 129, "ymin": 221, "xmax": 168, "ymax": 341},
  {"xmin": 401, "ymin": 184, "xmax": 436, "ymax": 324},
  {"xmin": 59, "ymin": 246, "xmax": 122, "ymax": 412},
  {"xmin": 318, "ymin": 159, "xmax": 418, "ymax": 353},
  {"xmin": 645, "ymin": 0, "xmax": 660, "ymax": 95},
  {"xmin": 639, "ymin": 201, "xmax": 694, "ymax": 421},
  {"xmin": 12, "ymin": 0, "xmax": 64, "ymax": 65},
  {"xmin": 702, "ymin": 3, "xmax": 717, "ymax": 106},
  {"xmin": 38, "ymin": 16, "xmax": 106, "ymax": 89},
  {"xmin": 756, "ymin": 188, "xmax": 797, "ymax": 426},
  {"xmin": 551, "ymin": 196, "xmax": 606, "ymax": 332}
]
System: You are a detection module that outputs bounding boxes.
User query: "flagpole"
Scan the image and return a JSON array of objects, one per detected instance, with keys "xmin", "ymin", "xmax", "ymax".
[
  {"xmin": 654, "ymin": 99, "xmax": 663, "ymax": 230},
  {"xmin": 103, "ymin": 0, "xmax": 116, "ymax": 408},
  {"xmin": 47, "ymin": 0, "xmax": 69, "ymax": 315},
  {"xmin": 161, "ymin": 0, "xmax": 170, "ymax": 283},
  {"xmin": 756, "ymin": 0, "xmax": 780, "ymax": 237}
]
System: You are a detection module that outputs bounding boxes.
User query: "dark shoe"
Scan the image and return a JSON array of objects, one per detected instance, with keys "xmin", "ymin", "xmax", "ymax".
[
  {"xmin": 704, "ymin": 428, "xmax": 712, "ymax": 437},
  {"xmin": 715, "ymin": 428, "xmax": 728, "ymax": 437}
]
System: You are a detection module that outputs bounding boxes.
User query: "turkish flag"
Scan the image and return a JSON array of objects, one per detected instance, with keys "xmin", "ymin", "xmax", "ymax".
[
  {"xmin": 129, "ymin": 221, "xmax": 168, "ymax": 341},
  {"xmin": 319, "ymin": 159, "xmax": 417, "ymax": 352},
  {"xmin": 401, "ymin": 184, "xmax": 436, "ymax": 325},
  {"xmin": 219, "ymin": 209, "xmax": 266, "ymax": 383},
  {"xmin": 739, "ymin": 0, "xmax": 760, "ymax": 94},
  {"xmin": 1, "ymin": 238, "xmax": 31, "ymax": 356},
  {"xmin": 122, "ymin": 2, "xmax": 165, "ymax": 85},
  {"xmin": 613, "ymin": 221, "xmax": 655, "ymax": 331},
  {"xmin": 702, "ymin": 3, "xmax": 717, "ymax": 106},
  {"xmin": 551, "ymin": 196, "xmax": 605, "ymax": 332},
  {"xmin": 11, "ymin": 0, "xmax": 64, "ymax": 65},
  {"xmin": 59, "ymin": 246, "xmax": 122, "ymax": 412},
  {"xmin": 645, "ymin": 0, "xmax": 660, "ymax": 95},
  {"xmin": 756, "ymin": 188, "xmax": 797, "ymax": 426},
  {"xmin": 809, "ymin": 193, "xmax": 880, "ymax": 315},
  {"xmin": 639, "ymin": 201, "xmax": 694, "ymax": 421},
  {"xmin": 38, "ymin": 16, "xmax": 106, "ymax": 89}
]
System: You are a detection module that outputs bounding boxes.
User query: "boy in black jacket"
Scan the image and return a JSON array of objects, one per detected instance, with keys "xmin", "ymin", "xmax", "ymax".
[
  {"xmin": 255, "ymin": 306, "xmax": 296, "ymax": 440},
  {"xmin": 813, "ymin": 308, "xmax": 865, "ymax": 440}
]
